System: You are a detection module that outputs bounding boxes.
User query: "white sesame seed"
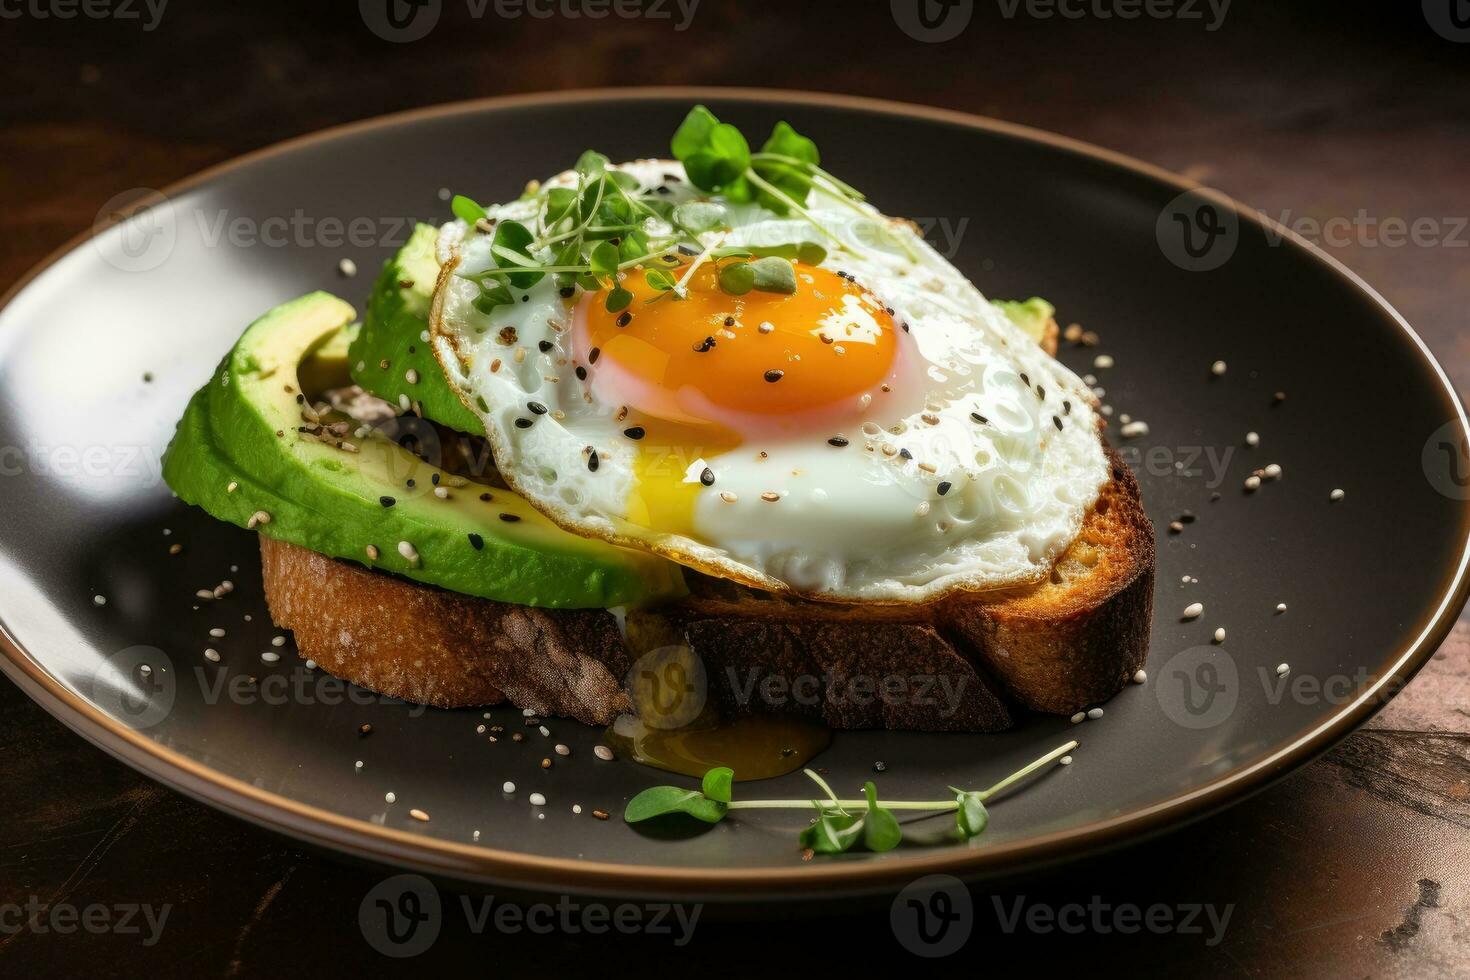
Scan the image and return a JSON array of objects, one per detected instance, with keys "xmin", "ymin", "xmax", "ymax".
[
  {"xmin": 304, "ymin": 659, "xmax": 316, "ymax": 670},
  {"xmin": 1330, "ymin": 488, "xmax": 1345, "ymax": 501},
  {"xmin": 1086, "ymin": 707, "xmax": 1104, "ymax": 720},
  {"xmin": 260, "ymin": 651, "xmax": 280, "ymax": 664},
  {"xmin": 1059, "ymin": 756, "xmax": 1073, "ymax": 766},
  {"xmin": 1245, "ymin": 432, "xmax": 1259, "ymax": 447},
  {"xmin": 1071, "ymin": 712, "xmax": 1086, "ymax": 724},
  {"xmin": 438, "ymin": 187, "xmax": 451, "ymax": 201},
  {"xmin": 1263, "ymin": 463, "xmax": 1282, "ymax": 480},
  {"xmin": 522, "ymin": 707, "xmax": 536, "ymax": 717},
  {"xmin": 1244, "ymin": 475, "xmax": 1261, "ymax": 491},
  {"xmin": 420, "ymin": 330, "xmax": 430, "ymax": 343},
  {"xmin": 226, "ymin": 481, "xmax": 238, "ymax": 493},
  {"xmin": 472, "ymin": 829, "xmax": 481, "ymax": 841},
  {"xmin": 554, "ymin": 744, "xmax": 570, "ymax": 756},
  {"xmin": 1119, "ymin": 420, "xmax": 1149, "ymax": 439},
  {"xmin": 398, "ymin": 394, "xmax": 411, "ymax": 412},
  {"xmin": 384, "ymin": 792, "xmax": 396, "ymax": 804},
  {"xmin": 1183, "ymin": 602, "xmax": 1204, "ymax": 619},
  {"xmin": 92, "ymin": 594, "xmax": 107, "ymax": 606},
  {"xmin": 1211, "ymin": 360, "xmax": 1227, "ymax": 376},
  {"xmin": 204, "ymin": 648, "xmax": 220, "ymax": 662},
  {"xmin": 538, "ymin": 725, "xmax": 550, "ymax": 737},
  {"xmin": 1276, "ymin": 663, "xmax": 1290, "ymax": 676},
  {"xmin": 502, "ymin": 781, "xmax": 516, "ymax": 794},
  {"xmin": 529, "ymin": 793, "xmax": 547, "ymax": 806},
  {"xmin": 405, "ymin": 368, "xmax": 419, "ymax": 385},
  {"xmin": 139, "ymin": 664, "xmax": 152, "ymax": 676},
  {"xmin": 1214, "ymin": 627, "xmax": 1227, "ymax": 643},
  {"xmin": 354, "ymin": 760, "xmax": 363, "ymax": 770},
  {"xmin": 409, "ymin": 808, "xmax": 430, "ymax": 822},
  {"xmin": 1276, "ymin": 602, "xmax": 1288, "ymax": 613},
  {"xmin": 338, "ymin": 258, "xmax": 358, "ymax": 277},
  {"xmin": 209, "ymin": 627, "xmax": 226, "ymax": 638},
  {"xmin": 365, "ymin": 544, "xmax": 380, "ymax": 560},
  {"xmin": 195, "ymin": 589, "xmax": 214, "ymax": 600},
  {"xmin": 397, "ymin": 540, "xmax": 420, "ymax": 564},
  {"xmin": 1093, "ymin": 354, "xmax": 1115, "ymax": 370},
  {"xmin": 433, "ymin": 486, "xmax": 449, "ymax": 499},
  {"xmin": 1132, "ymin": 669, "xmax": 1147, "ymax": 684},
  {"xmin": 247, "ymin": 509, "xmax": 271, "ymax": 528},
  {"xmin": 914, "ymin": 501, "xmax": 930, "ymax": 517},
  {"xmin": 572, "ymin": 804, "xmax": 583, "ymax": 814},
  {"xmin": 271, "ymin": 635, "xmax": 285, "ymax": 647},
  {"xmin": 594, "ymin": 745, "xmax": 615, "ymax": 761}
]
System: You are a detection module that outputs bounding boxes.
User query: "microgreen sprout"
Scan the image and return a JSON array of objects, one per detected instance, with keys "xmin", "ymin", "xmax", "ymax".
[
  {"xmin": 446, "ymin": 105, "xmax": 884, "ymax": 317},
  {"xmin": 624, "ymin": 740, "xmax": 1078, "ymax": 855}
]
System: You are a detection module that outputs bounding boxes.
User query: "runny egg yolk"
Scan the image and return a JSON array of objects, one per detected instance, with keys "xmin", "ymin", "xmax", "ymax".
[{"xmin": 578, "ymin": 260, "xmax": 906, "ymax": 432}]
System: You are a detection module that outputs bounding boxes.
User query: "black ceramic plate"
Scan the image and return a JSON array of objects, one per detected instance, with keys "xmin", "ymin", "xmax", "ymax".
[{"xmin": 1, "ymin": 89, "xmax": 1466, "ymax": 900}]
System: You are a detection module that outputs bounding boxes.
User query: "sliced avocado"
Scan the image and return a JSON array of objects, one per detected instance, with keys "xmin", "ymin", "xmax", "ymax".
[
  {"xmin": 163, "ymin": 292, "xmax": 684, "ymax": 608},
  {"xmin": 993, "ymin": 297, "xmax": 1056, "ymax": 346},
  {"xmin": 348, "ymin": 223, "xmax": 484, "ymax": 434}
]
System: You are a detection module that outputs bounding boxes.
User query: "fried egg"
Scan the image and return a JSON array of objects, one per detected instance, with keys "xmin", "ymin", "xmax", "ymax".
[{"xmin": 432, "ymin": 160, "xmax": 1109, "ymax": 602}]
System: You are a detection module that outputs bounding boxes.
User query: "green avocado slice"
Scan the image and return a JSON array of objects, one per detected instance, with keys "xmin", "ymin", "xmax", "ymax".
[
  {"xmin": 347, "ymin": 223, "xmax": 484, "ymax": 434},
  {"xmin": 162, "ymin": 291, "xmax": 685, "ymax": 608},
  {"xmin": 992, "ymin": 297, "xmax": 1055, "ymax": 345}
]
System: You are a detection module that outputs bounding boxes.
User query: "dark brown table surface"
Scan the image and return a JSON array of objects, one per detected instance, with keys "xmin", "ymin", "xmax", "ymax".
[{"xmin": 3, "ymin": 2, "xmax": 1468, "ymax": 975}]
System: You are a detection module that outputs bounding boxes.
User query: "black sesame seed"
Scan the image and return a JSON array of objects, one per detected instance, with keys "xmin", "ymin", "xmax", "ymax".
[
  {"xmin": 1020, "ymin": 373, "xmax": 1030, "ymax": 386},
  {"xmin": 901, "ymin": 322, "xmax": 909, "ymax": 333},
  {"xmin": 764, "ymin": 369, "xmax": 785, "ymax": 383},
  {"xmin": 479, "ymin": 492, "xmax": 493, "ymax": 502},
  {"xmin": 406, "ymin": 479, "xmax": 416, "ymax": 488},
  {"xmin": 873, "ymin": 761, "xmax": 887, "ymax": 773},
  {"xmin": 499, "ymin": 513, "xmax": 521, "ymax": 523},
  {"xmin": 538, "ymin": 340, "xmax": 553, "ymax": 353},
  {"xmin": 624, "ymin": 426, "xmax": 646, "ymax": 440},
  {"xmin": 694, "ymin": 336, "xmax": 716, "ymax": 353},
  {"xmin": 724, "ymin": 316, "xmax": 735, "ymax": 327},
  {"xmin": 467, "ymin": 532, "xmax": 484, "ymax": 550},
  {"xmin": 1063, "ymin": 400, "xmax": 1072, "ymax": 415},
  {"xmin": 587, "ymin": 450, "xmax": 600, "ymax": 472},
  {"xmin": 588, "ymin": 347, "xmax": 600, "ymax": 364},
  {"xmin": 295, "ymin": 393, "xmax": 305, "ymax": 404},
  {"xmin": 431, "ymin": 473, "xmax": 440, "ymax": 485},
  {"xmin": 1053, "ymin": 416, "xmax": 1064, "ymax": 431},
  {"xmin": 899, "ymin": 448, "xmax": 913, "ymax": 460},
  {"xmin": 1036, "ymin": 385, "xmax": 1046, "ymax": 400},
  {"xmin": 655, "ymin": 185, "xmax": 671, "ymax": 195},
  {"xmin": 616, "ymin": 311, "xmax": 632, "ymax": 328},
  {"xmin": 970, "ymin": 412, "xmax": 988, "ymax": 424},
  {"xmin": 520, "ymin": 295, "xmax": 529, "ymax": 303},
  {"xmin": 937, "ymin": 481, "xmax": 952, "ymax": 496},
  {"xmin": 575, "ymin": 366, "xmax": 588, "ymax": 380},
  {"xmin": 528, "ymin": 401, "xmax": 548, "ymax": 415},
  {"xmin": 884, "ymin": 307, "xmax": 895, "ymax": 316},
  {"xmin": 827, "ymin": 436, "xmax": 849, "ymax": 447},
  {"xmin": 1180, "ymin": 510, "xmax": 1197, "ymax": 523},
  {"xmin": 515, "ymin": 417, "xmax": 533, "ymax": 429},
  {"xmin": 678, "ymin": 244, "xmax": 699, "ymax": 256},
  {"xmin": 700, "ymin": 467, "xmax": 715, "ymax": 487},
  {"xmin": 379, "ymin": 496, "xmax": 396, "ymax": 508},
  {"xmin": 559, "ymin": 285, "xmax": 576, "ymax": 298},
  {"xmin": 408, "ymin": 346, "xmax": 416, "ymax": 354}
]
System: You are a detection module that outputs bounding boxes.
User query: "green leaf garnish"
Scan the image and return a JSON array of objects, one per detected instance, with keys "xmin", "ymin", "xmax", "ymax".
[
  {"xmin": 701, "ymin": 767, "xmax": 734, "ymax": 804},
  {"xmin": 671, "ymin": 105, "xmax": 753, "ymax": 198},
  {"xmin": 451, "ymin": 194, "xmax": 487, "ymax": 224},
  {"xmin": 672, "ymin": 201, "xmax": 728, "ymax": 234},
  {"xmin": 588, "ymin": 241, "xmax": 621, "ymax": 280},
  {"xmin": 861, "ymin": 781, "xmax": 902, "ymax": 853},
  {"xmin": 799, "ymin": 807, "xmax": 864, "ymax": 854},
  {"xmin": 718, "ymin": 261, "xmax": 754, "ymax": 295},
  {"xmin": 749, "ymin": 256, "xmax": 797, "ymax": 294},
  {"xmin": 575, "ymin": 149, "xmax": 610, "ymax": 177},
  {"xmin": 605, "ymin": 286, "xmax": 633, "ymax": 313},
  {"xmin": 624, "ymin": 785, "xmax": 728, "ymax": 824},
  {"xmin": 490, "ymin": 220, "xmax": 542, "ymax": 289},
  {"xmin": 954, "ymin": 790, "xmax": 989, "ymax": 840}
]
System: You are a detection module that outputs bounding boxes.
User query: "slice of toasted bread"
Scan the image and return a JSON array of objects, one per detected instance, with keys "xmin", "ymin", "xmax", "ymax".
[{"xmin": 256, "ymin": 312, "xmax": 1155, "ymax": 730}]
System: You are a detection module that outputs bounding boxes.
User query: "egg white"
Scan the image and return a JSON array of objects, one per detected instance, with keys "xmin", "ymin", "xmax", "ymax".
[{"xmin": 431, "ymin": 160, "xmax": 1110, "ymax": 602}]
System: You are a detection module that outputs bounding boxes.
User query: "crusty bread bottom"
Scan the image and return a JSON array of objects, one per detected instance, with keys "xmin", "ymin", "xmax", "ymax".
[{"xmin": 257, "ymin": 448, "xmax": 1152, "ymax": 729}]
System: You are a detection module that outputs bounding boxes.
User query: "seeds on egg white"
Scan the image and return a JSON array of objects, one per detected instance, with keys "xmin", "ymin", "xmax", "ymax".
[{"xmin": 760, "ymin": 491, "xmax": 781, "ymax": 502}]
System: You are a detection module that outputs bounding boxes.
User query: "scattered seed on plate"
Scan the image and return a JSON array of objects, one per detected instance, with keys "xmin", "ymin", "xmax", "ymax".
[
  {"xmin": 384, "ymin": 792, "xmax": 396, "ymax": 804},
  {"xmin": 204, "ymin": 648, "xmax": 220, "ymax": 662},
  {"xmin": 1119, "ymin": 420, "xmax": 1149, "ymax": 439},
  {"xmin": 502, "ymin": 781, "xmax": 516, "ymax": 793},
  {"xmin": 1093, "ymin": 354, "xmax": 1114, "ymax": 370},
  {"xmin": 1244, "ymin": 475, "xmax": 1261, "ymax": 491},
  {"xmin": 1276, "ymin": 602, "xmax": 1288, "ymax": 613},
  {"xmin": 594, "ymin": 745, "xmax": 614, "ymax": 761},
  {"xmin": 338, "ymin": 258, "xmax": 358, "ymax": 277},
  {"xmin": 572, "ymin": 804, "xmax": 582, "ymax": 814},
  {"xmin": 554, "ymin": 744, "xmax": 570, "ymax": 756},
  {"xmin": 1263, "ymin": 463, "xmax": 1282, "ymax": 480},
  {"xmin": 592, "ymin": 809, "xmax": 609, "ymax": 821},
  {"xmin": 93, "ymin": 594, "xmax": 107, "ymax": 606},
  {"xmin": 260, "ymin": 651, "xmax": 280, "ymax": 664},
  {"xmin": 1070, "ymin": 712, "xmax": 1086, "ymax": 724},
  {"xmin": 1245, "ymin": 431, "xmax": 1260, "ymax": 447},
  {"xmin": 1276, "ymin": 663, "xmax": 1291, "ymax": 676},
  {"xmin": 1214, "ymin": 627, "xmax": 1226, "ymax": 643},
  {"xmin": 1060, "ymin": 755, "xmax": 1074, "ymax": 766},
  {"xmin": 209, "ymin": 627, "xmax": 226, "ymax": 638},
  {"xmin": 1211, "ymin": 360, "xmax": 1227, "ymax": 376},
  {"xmin": 272, "ymin": 636, "xmax": 286, "ymax": 647},
  {"xmin": 354, "ymin": 760, "xmax": 363, "ymax": 770},
  {"xmin": 538, "ymin": 725, "xmax": 551, "ymax": 737},
  {"xmin": 1086, "ymin": 707, "xmax": 1104, "ymax": 720},
  {"xmin": 1132, "ymin": 669, "xmax": 1147, "ymax": 684},
  {"xmin": 1183, "ymin": 602, "xmax": 1204, "ymax": 619},
  {"xmin": 1330, "ymin": 488, "xmax": 1345, "ymax": 501},
  {"xmin": 1168, "ymin": 521, "xmax": 1184, "ymax": 534},
  {"xmin": 409, "ymin": 808, "xmax": 430, "ymax": 822},
  {"xmin": 529, "ymin": 793, "xmax": 547, "ymax": 807}
]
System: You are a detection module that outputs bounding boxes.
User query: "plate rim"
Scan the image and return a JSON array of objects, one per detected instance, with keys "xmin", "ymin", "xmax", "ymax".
[{"xmin": 2, "ymin": 86, "xmax": 1467, "ymax": 898}]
